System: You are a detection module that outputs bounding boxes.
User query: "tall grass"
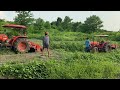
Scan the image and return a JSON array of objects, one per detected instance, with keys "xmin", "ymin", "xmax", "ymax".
[{"xmin": 50, "ymin": 41, "xmax": 85, "ymax": 52}]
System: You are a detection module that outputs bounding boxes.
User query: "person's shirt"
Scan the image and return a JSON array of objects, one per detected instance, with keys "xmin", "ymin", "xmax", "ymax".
[
  {"xmin": 85, "ymin": 39, "xmax": 90, "ymax": 47},
  {"xmin": 43, "ymin": 35, "xmax": 49, "ymax": 45}
]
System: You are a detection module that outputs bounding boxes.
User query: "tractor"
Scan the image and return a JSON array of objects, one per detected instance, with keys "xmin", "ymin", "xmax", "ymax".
[
  {"xmin": 0, "ymin": 24, "xmax": 43, "ymax": 53},
  {"xmin": 90, "ymin": 35, "xmax": 118, "ymax": 52}
]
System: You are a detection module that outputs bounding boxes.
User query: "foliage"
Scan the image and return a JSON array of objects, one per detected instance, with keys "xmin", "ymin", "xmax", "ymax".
[
  {"xmin": 14, "ymin": 11, "xmax": 34, "ymax": 26},
  {"xmin": 33, "ymin": 18, "xmax": 45, "ymax": 33},
  {"xmin": 44, "ymin": 21, "xmax": 51, "ymax": 29},
  {"xmin": 0, "ymin": 19, "xmax": 8, "ymax": 33},
  {"xmin": 0, "ymin": 12, "xmax": 120, "ymax": 79},
  {"xmin": 62, "ymin": 16, "xmax": 73, "ymax": 31},
  {"xmin": 0, "ymin": 52, "xmax": 120, "ymax": 79},
  {"xmin": 50, "ymin": 41, "xmax": 85, "ymax": 52},
  {"xmin": 82, "ymin": 15, "xmax": 103, "ymax": 33},
  {"xmin": 0, "ymin": 61, "xmax": 49, "ymax": 79},
  {"xmin": 72, "ymin": 22, "xmax": 83, "ymax": 32}
]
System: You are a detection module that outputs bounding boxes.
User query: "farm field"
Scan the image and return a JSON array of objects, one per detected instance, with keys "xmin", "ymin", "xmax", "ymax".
[
  {"xmin": 1, "ymin": 11, "xmax": 120, "ymax": 79},
  {"xmin": 0, "ymin": 31, "xmax": 120, "ymax": 79}
]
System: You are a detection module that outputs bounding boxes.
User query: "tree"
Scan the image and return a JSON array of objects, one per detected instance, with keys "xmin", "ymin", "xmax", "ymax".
[
  {"xmin": 56, "ymin": 17, "xmax": 62, "ymax": 26},
  {"xmin": 33, "ymin": 18, "xmax": 45, "ymax": 33},
  {"xmin": 14, "ymin": 11, "xmax": 34, "ymax": 26},
  {"xmin": 0, "ymin": 19, "xmax": 8, "ymax": 33},
  {"xmin": 72, "ymin": 22, "xmax": 82, "ymax": 32},
  {"xmin": 56, "ymin": 17, "xmax": 64, "ymax": 31},
  {"xmin": 28, "ymin": 25, "xmax": 34, "ymax": 33},
  {"xmin": 51, "ymin": 21, "xmax": 57, "ymax": 29},
  {"xmin": 62, "ymin": 16, "xmax": 73, "ymax": 31},
  {"xmin": 82, "ymin": 15, "xmax": 103, "ymax": 33},
  {"xmin": 44, "ymin": 21, "xmax": 51, "ymax": 29}
]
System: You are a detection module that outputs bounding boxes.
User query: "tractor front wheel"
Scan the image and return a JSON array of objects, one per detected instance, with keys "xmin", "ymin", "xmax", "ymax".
[{"xmin": 13, "ymin": 38, "xmax": 30, "ymax": 53}]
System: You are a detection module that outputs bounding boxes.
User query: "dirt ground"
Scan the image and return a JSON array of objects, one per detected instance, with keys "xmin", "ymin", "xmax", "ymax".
[
  {"xmin": 0, "ymin": 49, "xmax": 60, "ymax": 64},
  {"xmin": 0, "ymin": 39, "xmax": 61, "ymax": 64}
]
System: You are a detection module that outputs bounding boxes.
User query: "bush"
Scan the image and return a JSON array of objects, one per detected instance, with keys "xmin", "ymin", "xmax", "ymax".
[{"xmin": 0, "ymin": 61, "xmax": 49, "ymax": 79}]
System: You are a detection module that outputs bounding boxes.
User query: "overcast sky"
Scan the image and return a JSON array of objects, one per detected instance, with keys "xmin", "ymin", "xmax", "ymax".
[{"xmin": 0, "ymin": 11, "xmax": 120, "ymax": 31}]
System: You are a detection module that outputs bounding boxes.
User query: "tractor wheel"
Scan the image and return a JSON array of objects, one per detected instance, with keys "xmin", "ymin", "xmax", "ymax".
[
  {"xmin": 104, "ymin": 44, "xmax": 111, "ymax": 52},
  {"xmin": 13, "ymin": 38, "xmax": 30, "ymax": 53},
  {"xmin": 91, "ymin": 47, "xmax": 98, "ymax": 53}
]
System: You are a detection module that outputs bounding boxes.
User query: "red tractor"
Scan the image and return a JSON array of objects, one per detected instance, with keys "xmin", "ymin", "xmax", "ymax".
[
  {"xmin": 90, "ymin": 35, "xmax": 118, "ymax": 52},
  {"xmin": 0, "ymin": 24, "xmax": 43, "ymax": 53}
]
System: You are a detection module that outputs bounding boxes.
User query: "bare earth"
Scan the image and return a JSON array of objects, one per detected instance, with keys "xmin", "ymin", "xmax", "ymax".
[{"xmin": 0, "ymin": 50, "xmax": 60, "ymax": 64}]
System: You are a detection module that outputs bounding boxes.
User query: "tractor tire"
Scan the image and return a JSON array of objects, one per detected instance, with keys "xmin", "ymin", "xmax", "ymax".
[
  {"xmin": 91, "ymin": 47, "xmax": 98, "ymax": 53},
  {"xmin": 104, "ymin": 44, "xmax": 111, "ymax": 52},
  {"xmin": 13, "ymin": 38, "xmax": 30, "ymax": 53}
]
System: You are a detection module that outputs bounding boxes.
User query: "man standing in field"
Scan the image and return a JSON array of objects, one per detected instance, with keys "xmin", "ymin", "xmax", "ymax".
[
  {"xmin": 85, "ymin": 38, "xmax": 91, "ymax": 52},
  {"xmin": 41, "ymin": 32, "xmax": 50, "ymax": 57}
]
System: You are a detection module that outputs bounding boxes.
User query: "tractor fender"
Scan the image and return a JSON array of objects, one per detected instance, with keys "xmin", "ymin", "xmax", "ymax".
[{"xmin": 10, "ymin": 36, "xmax": 27, "ymax": 46}]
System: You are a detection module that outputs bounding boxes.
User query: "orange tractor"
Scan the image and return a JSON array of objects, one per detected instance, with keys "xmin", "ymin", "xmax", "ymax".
[
  {"xmin": 90, "ymin": 35, "xmax": 118, "ymax": 52},
  {"xmin": 0, "ymin": 24, "xmax": 43, "ymax": 53}
]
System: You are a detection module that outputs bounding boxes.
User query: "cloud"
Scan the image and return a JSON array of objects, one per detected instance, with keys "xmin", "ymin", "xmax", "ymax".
[
  {"xmin": 0, "ymin": 11, "xmax": 5, "ymax": 19},
  {"xmin": 0, "ymin": 11, "xmax": 16, "ymax": 21}
]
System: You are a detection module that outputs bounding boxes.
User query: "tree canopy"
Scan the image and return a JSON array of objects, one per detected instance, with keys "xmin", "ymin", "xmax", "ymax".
[{"xmin": 14, "ymin": 11, "xmax": 34, "ymax": 26}]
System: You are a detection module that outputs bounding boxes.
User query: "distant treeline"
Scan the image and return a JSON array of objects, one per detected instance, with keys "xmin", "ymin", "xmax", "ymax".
[{"xmin": 0, "ymin": 11, "xmax": 110, "ymax": 34}]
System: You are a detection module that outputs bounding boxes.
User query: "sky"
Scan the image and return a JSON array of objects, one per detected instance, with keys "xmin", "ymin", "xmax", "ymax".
[{"xmin": 0, "ymin": 11, "xmax": 120, "ymax": 31}]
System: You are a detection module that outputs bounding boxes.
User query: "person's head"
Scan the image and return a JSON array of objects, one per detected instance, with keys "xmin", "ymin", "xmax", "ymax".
[
  {"xmin": 86, "ymin": 37, "xmax": 89, "ymax": 40},
  {"xmin": 45, "ymin": 32, "xmax": 48, "ymax": 36}
]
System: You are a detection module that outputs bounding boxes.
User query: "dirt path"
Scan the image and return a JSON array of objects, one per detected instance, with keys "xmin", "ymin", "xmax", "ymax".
[
  {"xmin": 0, "ymin": 50, "xmax": 61, "ymax": 64},
  {"xmin": 0, "ymin": 38, "xmax": 61, "ymax": 64}
]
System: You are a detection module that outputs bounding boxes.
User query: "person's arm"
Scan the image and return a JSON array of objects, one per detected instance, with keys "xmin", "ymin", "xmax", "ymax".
[
  {"xmin": 49, "ymin": 36, "xmax": 50, "ymax": 44},
  {"xmin": 89, "ymin": 40, "xmax": 91, "ymax": 47}
]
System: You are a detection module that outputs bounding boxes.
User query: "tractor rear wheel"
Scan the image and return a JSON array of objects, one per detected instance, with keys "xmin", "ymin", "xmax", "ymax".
[{"xmin": 13, "ymin": 38, "xmax": 30, "ymax": 53}]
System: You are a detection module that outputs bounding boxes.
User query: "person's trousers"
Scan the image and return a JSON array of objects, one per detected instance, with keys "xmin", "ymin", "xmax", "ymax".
[{"xmin": 85, "ymin": 47, "xmax": 90, "ymax": 52}]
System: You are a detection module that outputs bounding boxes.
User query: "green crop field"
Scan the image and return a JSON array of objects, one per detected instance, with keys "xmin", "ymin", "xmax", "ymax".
[
  {"xmin": 0, "ymin": 31, "xmax": 120, "ymax": 79},
  {"xmin": 1, "ymin": 11, "xmax": 120, "ymax": 79}
]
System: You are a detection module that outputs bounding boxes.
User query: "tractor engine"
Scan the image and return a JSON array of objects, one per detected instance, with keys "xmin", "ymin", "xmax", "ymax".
[{"xmin": 0, "ymin": 34, "xmax": 8, "ymax": 43}]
